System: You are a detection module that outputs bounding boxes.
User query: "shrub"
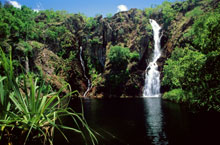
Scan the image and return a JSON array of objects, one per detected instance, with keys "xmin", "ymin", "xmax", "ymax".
[
  {"xmin": 108, "ymin": 45, "xmax": 130, "ymax": 69},
  {"xmin": 163, "ymin": 89, "xmax": 191, "ymax": 103}
]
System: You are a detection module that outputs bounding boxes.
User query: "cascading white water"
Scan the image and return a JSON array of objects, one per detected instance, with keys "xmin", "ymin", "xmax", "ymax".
[
  {"xmin": 143, "ymin": 19, "xmax": 162, "ymax": 97},
  {"xmin": 80, "ymin": 46, "xmax": 92, "ymax": 97}
]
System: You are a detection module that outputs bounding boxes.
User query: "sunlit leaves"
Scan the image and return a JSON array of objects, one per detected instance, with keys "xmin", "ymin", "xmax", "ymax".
[
  {"xmin": 190, "ymin": 9, "xmax": 220, "ymax": 54},
  {"xmin": 162, "ymin": 47, "xmax": 206, "ymax": 89}
]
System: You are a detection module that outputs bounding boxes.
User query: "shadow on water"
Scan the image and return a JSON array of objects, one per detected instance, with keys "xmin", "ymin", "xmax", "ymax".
[{"xmin": 54, "ymin": 98, "xmax": 220, "ymax": 145}]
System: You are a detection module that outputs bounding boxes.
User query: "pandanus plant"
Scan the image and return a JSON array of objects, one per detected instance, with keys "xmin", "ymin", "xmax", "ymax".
[{"xmin": 0, "ymin": 49, "xmax": 98, "ymax": 145}]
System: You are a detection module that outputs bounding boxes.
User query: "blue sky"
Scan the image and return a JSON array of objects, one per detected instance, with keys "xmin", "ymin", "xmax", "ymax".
[{"xmin": 0, "ymin": 0, "xmax": 175, "ymax": 17}]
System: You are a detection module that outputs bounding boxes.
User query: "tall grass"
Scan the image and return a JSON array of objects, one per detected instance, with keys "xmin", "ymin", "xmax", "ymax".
[{"xmin": 0, "ymin": 49, "xmax": 97, "ymax": 145}]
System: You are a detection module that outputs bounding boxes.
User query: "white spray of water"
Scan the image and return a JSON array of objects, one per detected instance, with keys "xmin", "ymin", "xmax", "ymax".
[
  {"xmin": 80, "ymin": 46, "xmax": 92, "ymax": 97},
  {"xmin": 143, "ymin": 19, "xmax": 162, "ymax": 97}
]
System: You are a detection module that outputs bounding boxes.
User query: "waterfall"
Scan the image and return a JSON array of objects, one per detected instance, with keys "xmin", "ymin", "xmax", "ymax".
[
  {"xmin": 143, "ymin": 19, "xmax": 162, "ymax": 97},
  {"xmin": 80, "ymin": 46, "xmax": 92, "ymax": 97}
]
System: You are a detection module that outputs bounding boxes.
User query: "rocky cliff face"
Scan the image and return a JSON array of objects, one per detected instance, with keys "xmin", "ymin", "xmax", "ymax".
[
  {"xmin": 32, "ymin": 6, "xmax": 197, "ymax": 98},
  {"xmin": 32, "ymin": 14, "xmax": 88, "ymax": 96},
  {"xmin": 81, "ymin": 9, "xmax": 154, "ymax": 97},
  {"xmin": 84, "ymin": 9, "xmax": 153, "ymax": 68}
]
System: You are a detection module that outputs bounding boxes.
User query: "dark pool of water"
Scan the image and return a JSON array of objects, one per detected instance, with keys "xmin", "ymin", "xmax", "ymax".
[{"xmin": 54, "ymin": 98, "xmax": 220, "ymax": 145}]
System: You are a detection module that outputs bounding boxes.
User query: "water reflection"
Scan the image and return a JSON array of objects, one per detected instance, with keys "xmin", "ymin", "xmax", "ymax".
[
  {"xmin": 55, "ymin": 98, "xmax": 220, "ymax": 145},
  {"xmin": 144, "ymin": 98, "xmax": 168, "ymax": 145}
]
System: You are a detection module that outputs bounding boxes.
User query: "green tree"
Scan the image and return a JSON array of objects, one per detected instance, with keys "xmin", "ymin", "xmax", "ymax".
[
  {"xmin": 108, "ymin": 45, "xmax": 131, "ymax": 70},
  {"xmin": 104, "ymin": 45, "xmax": 138, "ymax": 96},
  {"xmin": 162, "ymin": 47, "xmax": 206, "ymax": 90},
  {"xmin": 193, "ymin": 11, "xmax": 220, "ymax": 54}
]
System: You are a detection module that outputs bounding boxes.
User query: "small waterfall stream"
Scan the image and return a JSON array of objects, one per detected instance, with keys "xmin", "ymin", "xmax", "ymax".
[
  {"xmin": 79, "ymin": 46, "xmax": 92, "ymax": 97},
  {"xmin": 143, "ymin": 19, "xmax": 162, "ymax": 97}
]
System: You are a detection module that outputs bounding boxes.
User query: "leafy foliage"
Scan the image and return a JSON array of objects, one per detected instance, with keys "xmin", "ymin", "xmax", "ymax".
[
  {"xmin": 163, "ymin": 4, "xmax": 220, "ymax": 111},
  {"xmin": 144, "ymin": 7, "xmax": 157, "ymax": 18},
  {"xmin": 85, "ymin": 17, "xmax": 98, "ymax": 30},
  {"xmin": 160, "ymin": 1, "xmax": 176, "ymax": 26},
  {"xmin": 0, "ymin": 23, "xmax": 9, "ymax": 40},
  {"xmin": 0, "ymin": 50, "xmax": 97, "ymax": 144},
  {"xmin": 162, "ymin": 47, "xmax": 206, "ymax": 89},
  {"xmin": 192, "ymin": 10, "xmax": 220, "ymax": 54},
  {"xmin": 145, "ymin": 1, "xmax": 176, "ymax": 27},
  {"xmin": 185, "ymin": 7, "xmax": 203, "ymax": 18},
  {"xmin": 130, "ymin": 51, "xmax": 140, "ymax": 62},
  {"xmin": 108, "ymin": 45, "xmax": 131, "ymax": 70},
  {"xmin": 104, "ymin": 45, "xmax": 139, "ymax": 96},
  {"xmin": 163, "ymin": 89, "xmax": 192, "ymax": 103}
]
